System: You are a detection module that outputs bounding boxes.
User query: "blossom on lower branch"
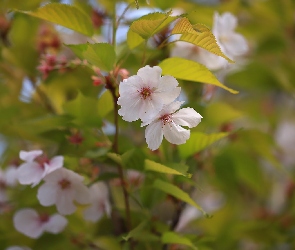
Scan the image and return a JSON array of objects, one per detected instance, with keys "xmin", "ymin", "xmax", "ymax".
[
  {"xmin": 17, "ymin": 150, "xmax": 63, "ymax": 187},
  {"xmin": 83, "ymin": 182, "xmax": 111, "ymax": 222},
  {"xmin": 142, "ymin": 101, "xmax": 202, "ymax": 151},
  {"xmin": 37, "ymin": 168, "xmax": 90, "ymax": 215},
  {"xmin": 13, "ymin": 208, "xmax": 67, "ymax": 238}
]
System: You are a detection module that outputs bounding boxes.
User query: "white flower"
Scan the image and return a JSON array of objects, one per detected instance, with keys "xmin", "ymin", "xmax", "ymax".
[
  {"xmin": 213, "ymin": 12, "xmax": 248, "ymax": 58},
  {"xmin": 142, "ymin": 101, "xmax": 202, "ymax": 150},
  {"xmin": 171, "ymin": 12, "xmax": 248, "ymax": 71},
  {"xmin": 117, "ymin": 65, "xmax": 181, "ymax": 122},
  {"xmin": 17, "ymin": 150, "xmax": 64, "ymax": 187},
  {"xmin": 13, "ymin": 208, "xmax": 67, "ymax": 239},
  {"xmin": 83, "ymin": 182, "xmax": 111, "ymax": 222},
  {"xmin": 37, "ymin": 168, "xmax": 90, "ymax": 215}
]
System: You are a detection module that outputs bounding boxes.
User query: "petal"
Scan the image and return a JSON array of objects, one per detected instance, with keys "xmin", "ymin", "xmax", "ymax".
[
  {"xmin": 56, "ymin": 189, "xmax": 77, "ymax": 215},
  {"xmin": 13, "ymin": 209, "xmax": 43, "ymax": 239},
  {"xmin": 83, "ymin": 204, "xmax": 104, "ymax": 222},
  {"xmin": 223, "ymin": 33, "xmax": 248, "ymax": 56},
  {"xmin": 172, "ymin": 108, "xmax": 202, "ymax": 128},
  {"xmin": 145, "ymin": 121, "xmax": 164, "ymax": 151},
  {"xmin": 137, "ymin": 65, "xmax": 162, "ymax": 88},
  {"xmin": 19, "ymin": 150, "xmax": 43, "ymax": 162},
  {"xmin": 5, "ymin": 166, "xmax": 18, "ymax": 186},
  {"xmin": 45, "ymin": 156, "xmax": 64, "ymax": 175},
  {"xmin": 213, "ymin": 12, "xmax": 237, "ymax": 35},
  {"xmin": 44, "ymin": 214, "xmax": 68, "ymax": 234},
  {"xmin": 156, "ymin": 75, "xmax": 181, "ymax": 104},
  {"xmin": 163, "ymin": 122, "xmax": 190, "ymax": 145},
  {"xmin": 74, "ymin": 183, "xmax": 91, "ymax": 205},
  {"xmin": 37, "ymin": 183, "xmax": 57, "ymax": 206},
  {"xmin": 17, "ymin": 162, "xmax": 45, "ymax": 187},
  {"xmin": 197, "ymin": 49, "xmax": 228, "ymax": 71},
  {"xmin": 118, "ymin": 75, "xmax": 145, "ymax": 95}
]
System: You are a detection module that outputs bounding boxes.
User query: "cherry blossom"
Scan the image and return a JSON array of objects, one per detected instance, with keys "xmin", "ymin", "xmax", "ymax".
[
  {"xmin": 142, "ymin": 101, "xmax": 202, "ymax": 150},
  {"xmin": 37, "ymin": 168, "xmax": 90, "ymax": 215},
  {"xmin": 83, "ymin": 182, "xmax": 111, "ymax": 222},
  {"xmin": 117, "ymin": 65, "xmax": 181, "ymax": 122},
  {"xmin": 13, "ymin": 208, "xmax": 67, "ymax": 239},
  {"xmin": 17, "ymin": 150, "xmax": 63, "ymax": 187},
  {"xmin": 171, "ymin": 12, "xmax": 248, "ymax": 71}
]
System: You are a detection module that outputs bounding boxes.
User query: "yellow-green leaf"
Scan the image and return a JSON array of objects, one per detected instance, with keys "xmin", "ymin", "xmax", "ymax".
[
  {"xmin": 17, "ymin": 3, "xmax": 94, "ymax": 36},
  {"xmin": 107, "ymin": 152, "xmax": 122, "ymax": 165},
  {"xmin": 159, "ymin": 57, "xmax": 238, "ymax": 94},
  {"xmin": 178, "ymin": 132, "xmax": 229, "ymax": 159},
  {"xmin": 66, "ymin": 43, "xmax": 116, "ymax": 71},
  {"xmin": 162, "ymin": 232, "xmax": 198, "ymax": 250},
  {"xmin": 153, "ymin": 179, "xmax": 208, "ymax": 216},
  {"xmin": 122, "ymin": 220, "xmax": 149, "ymax": 241},
  {"xmin": 97, "ymin": 91, "xmax": 113, "ymax": 118},
  {"xmin": 130, "ymin": 12, "xmax": 177, "ymax": 40},
  {"xmin": 127, "ymin": 29, "xmax": 145, "ymax": 49},
  {"xmin": 172, "ymin": 18, "xmax": 234, "ymax": 63},
  {"xmin": 145, "ymin": 159, "xmax": 191, "ymax": 177}
]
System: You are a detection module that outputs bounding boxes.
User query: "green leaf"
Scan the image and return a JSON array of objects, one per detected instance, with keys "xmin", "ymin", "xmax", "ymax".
[
  {"xmin": 97, "ymin": 91, "xmax": 113, "ymax": 118},
  {"xmin": 205, "ymin": 102, "xmax": 243, "ymax": 126},
  {"xmin": 66, "ymin": 43, "xmax": 116, "ymax": 71},
  {"xmin": 127, "ymin": 29, "xmax": 145, "ymax": 49},
  {"xmin": 63, "ymin": 92, "xmax": 102, "ymax": 127},
  {"xmin": 145, "ymin": 159, "xmax": 191, "ymax": 177},
  {"xmin": 162, "ymin": 232, "xmax": 198, "ymax": 250},
  {"xmin": 107, "ymin": 152, "xmax": 122, "ymax": 165},
  {"xmin": 153, "ymin": 179, "xmax": 208, "ymax": 216},
  {"xmin": 172, "ymin": 18, "xmax": 234, "ymax": 63},
  {"xmin": 122, "ymin": 220, "xmax": 149, "ymax": 241},
  {"xmin": 158, "ymin": 58, "xmax": 238, "ymax": 94},
  {"xmin": 178, "ymin": 132, "xmax": 229, "ymax": 159},
  {"xmin": 16, "ymin": 3, "xmax": 94, "ymax": 36},
  {"xmin": 122, "ymin": 149, "xmax": 145, "ymax": 170},
  {"xmin": 129, "ymin": 12, "xmax": 178, "ymax": 40}
]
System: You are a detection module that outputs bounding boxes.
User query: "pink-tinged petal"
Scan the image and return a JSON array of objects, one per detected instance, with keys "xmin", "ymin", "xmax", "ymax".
[
  {"xmin": 83, "ymin": 204, "xmax": 104, "ymax": 222},
  {"xmin": 74, "ymin": 183, "xmax": 91, "ymax": 205},
  {"xmin": 118, "ymin": 75, "xmax": 145, "ymax": 95},
  {"xmin": 56, "ymin": 189, "xmax": 76, "ymax": 215},
  {"xmin": 17, "ymin": 162, "xmax": 45, "ymax": 187},
  {"xmin": 5, "ymin": 166, "xmax": 18, "ymax": 186},
  {"xmin": 223, "ymin": 33, "xmax": 248, "ymax": 56},
  {"xmin": 13, "ymin": 209, "xmax": 44, "ymax": 239},
  {"xmin": 19, "ymin": 150, "xmax": 43, "ymax": 162},
  {"xmin": 171, "ymin": 41, "xmax": 197, "ymax": 59},
  {"xmin": 197, "ymin": 49, "xmax": 228, "ymax": 71},
  {"xmin": 37, "ymin": 183, "xmax": 57, "ymax": 206},
  {"xmin": 172, "ymin": 108, "xmax": 202, "ymax": 128},
  {"xmin": 137, "ymin": 65, "xmax": 162, "ymax": 88},
  {"xmin": 155, "ymin": 86, "xmax": 181, "ymax": 106},
  {"xmin": 118, "ymin": 95, "xmax": 142, "ymax": 122},
  {"xmin": 43, "ymin": 168, "xmax": 68, "ymax": 182},
  {"xmin": 44, "ymin": 214, "xmax": 68, "ymax": 234},
  {"xmin": 145, "ymin": 121, "xmax": 164, "ymax": 151},
  {"xmin": 213, "ymin": 12, "xmax": 237, "ymax": 35},
  {"xmin": 45, "ymin": 156, "xmax": 64, "ymax": 175},
  {"xmin": 163, "ymin": 122, "xmax": 190, "ymax": 145}
]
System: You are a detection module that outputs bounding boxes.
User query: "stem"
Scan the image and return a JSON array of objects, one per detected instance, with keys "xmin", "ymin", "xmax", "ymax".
[
  {"xmin": 112, "ymin": 3, "xmax": 117, "ymax": 49},
  {"xmin": 110, "ymin": 90, "xmax": 132, "ymax": 233}
]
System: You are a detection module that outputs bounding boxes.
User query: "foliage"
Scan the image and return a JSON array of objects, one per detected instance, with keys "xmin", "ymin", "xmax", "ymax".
[{"xmin": 0, "ymin": 0, "xmax": 295, "ymax": 250}]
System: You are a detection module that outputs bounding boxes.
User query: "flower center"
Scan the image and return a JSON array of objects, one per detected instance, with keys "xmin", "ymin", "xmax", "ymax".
[
  {"xmin": 59, "ymin": 179, "xmax": 71, "ymax": 189},
  {"xmin": 35, "ymin": 154, "xmax": 50, "ymax": 170},
  {"xmin": 160, "ymin": 114, "xmax": 172, "ymax": 125},
  {"xmin": 139, "ymin": 87, "xmax": 152, "ymax": 100},
  {"xmin": 39, "ymin": 213, "xmax": 49, "ymax": 223}
]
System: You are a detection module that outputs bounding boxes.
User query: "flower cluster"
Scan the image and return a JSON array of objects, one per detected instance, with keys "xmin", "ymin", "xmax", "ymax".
[
  {"xmin": 10, "ymin": 150, "xmax": 111, "ymax": 239},
  {"xmin": 117, "ymin": 65, "xmax": 202, "ymax": 150}
]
